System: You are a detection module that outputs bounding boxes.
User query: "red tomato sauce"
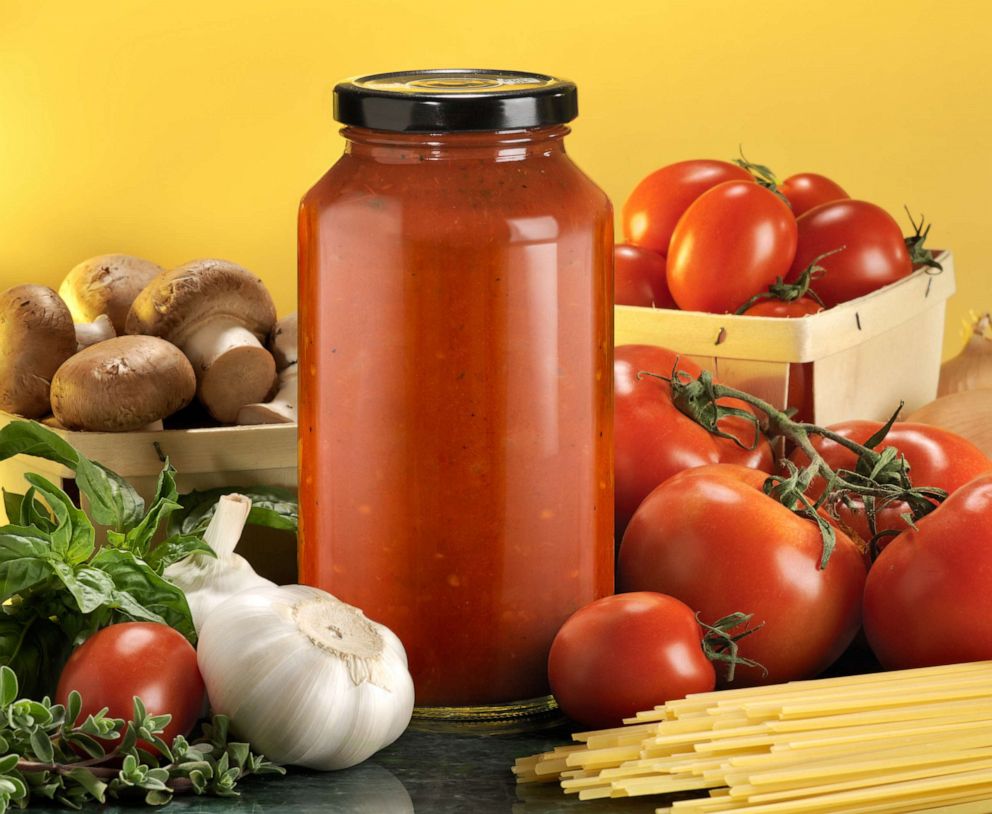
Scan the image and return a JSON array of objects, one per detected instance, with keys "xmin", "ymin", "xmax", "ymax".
[{"xmin": 298, "ymin": 125, "xmax": 614, "ymax": 708}]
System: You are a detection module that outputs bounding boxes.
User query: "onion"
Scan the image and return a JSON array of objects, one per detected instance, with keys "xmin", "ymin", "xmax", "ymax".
[
  {"xmin": 938, "ymin": 312, "xmax": 992, "ymax": 396},
  {"xmin": 906, "ymin": 389, "xmax": 992, "ymax": 458}
]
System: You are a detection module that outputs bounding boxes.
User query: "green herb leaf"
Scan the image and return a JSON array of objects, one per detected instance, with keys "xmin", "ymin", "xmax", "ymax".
[
  {"xmin": 145, "ymin": 534, "xmax": 215, "ymax": 573},
  {"xmin": 1, "ymin": 491, "xmax": 24, "ymax": 527},
  {"xmin": 22, "ymin": 474, "xmax": 94, "ymax": 563},
  {"xmin": 63, "ymin": 768, "xmax": 107, "ymax": 803},
  {"xmin": 48, "ymin": 564, "xmax": 116, "ymax": 615},
  {"xmin": 0, "ymin": 530, "xmax": 54, "ymax": 603},
  {"xmin": 169, "ymin": 486, "xmax": 298, "ymax": 536},
  {"xmin": 0, "ymin": 666, "xmax": 18, "ymax": 708}
]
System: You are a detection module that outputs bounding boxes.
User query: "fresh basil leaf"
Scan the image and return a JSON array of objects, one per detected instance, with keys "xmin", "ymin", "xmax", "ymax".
[
  {"xmin": 74, "ymin": 458, "xmax": 144, "ymax": 533},
  {"xmin": 23, "ymin": 474, "xmax": 94, "ymax": 564},
  {"xmin": 124, "ymin": 462, "xmax": 181, "ymax": 557},
  {"xmin": 0, "ymin": 616, "xmax": 68, "ymax": 700},
  {"xmin": 145, "ymin": 535, "xmax": 215, "ymax": 573},
  {"xmin": 0, "ymin": 421, "xmax": 80, "ymax": 468},
  {"xmin": 0, "ymin": 420, "xmax": 145, "ymax": 534},
  {"xmin": 48, "ymin": 564, "xmax": 115, "ymax": 615},
  {"xmin": 0, "ymin": 529, "xmax": 54, "ymax": 602},
  {"xmin": 91, "ymin": 549, "xmax": 195, "ymax": 641},
  {"xmin": 1, "ymin": 490, "xmax": 24, "ymax": 526},
  {"xmin": 169, "ymin": 486, "xmax": 298, "ymax": 536},
  {"xmin": 18, "ymin": 486, "xmax": 58, "ymax": 533}
]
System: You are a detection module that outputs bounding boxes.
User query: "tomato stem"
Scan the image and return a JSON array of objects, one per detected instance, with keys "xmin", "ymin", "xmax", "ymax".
[
  {"xmin": 698, "ymin": 612, "xmax": 767, "ymax": 683},
  {"xmin": 734, "ymin": 247, "xmax": 843, "ymax": 314},
  {"xmin": 733, "ymin": 149, "xmax": 791, "ymax": 207},
  {"xmin": 638, "ymin": 366, "xmax": 949, "ymax": 568},
  {"xmin": 903, "ymin": 207, "xmax": 943, "ymax": 271}
]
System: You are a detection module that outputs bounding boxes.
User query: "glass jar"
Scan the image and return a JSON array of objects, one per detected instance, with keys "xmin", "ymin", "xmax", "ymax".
[{"xmin": 298, "ymin": 70, "xmax": 613, "ymax": 725}]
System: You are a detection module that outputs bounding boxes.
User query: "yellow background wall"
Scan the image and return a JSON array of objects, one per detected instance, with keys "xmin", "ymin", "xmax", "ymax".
[{"xmin": 1, "ymin": 0, "xmax": 989, "ymax": 355}]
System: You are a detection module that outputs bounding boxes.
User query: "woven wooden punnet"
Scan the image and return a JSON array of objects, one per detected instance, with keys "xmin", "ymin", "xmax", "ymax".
[{"xmin": 614, "ymin": 251, "xmax": 955, "ymax": 426}]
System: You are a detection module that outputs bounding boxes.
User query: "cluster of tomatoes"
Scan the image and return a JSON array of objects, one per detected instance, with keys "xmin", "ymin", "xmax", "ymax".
[
  {"xmin": 614, "ymin": 158, "xmax": 919, "ymax": 316},
  {"xmin": 548, "ymin": 344, "xmax": 992, "ymax": 730}
]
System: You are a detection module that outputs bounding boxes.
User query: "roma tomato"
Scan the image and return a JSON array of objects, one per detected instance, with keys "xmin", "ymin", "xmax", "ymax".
[
  {"xmin": 614, "ymin": 244, "xmax": 676, "ymax": 308},
  {"xmin": 622, "ymin": 160, "xmax": 752, "ymax": 256},
  {"xmin": 780, "ymin": 173, "xmax": 849, "ymax": 217},
  {"xmin": 56, "ymin": 622, "xmax": 206, "ymax": 745},
  {"xmin": 791, "ymin": 420, "xmax": 992, "ymax": 548},
  {"xmin": 548, "ymin": 592, "xmax": 715, "ymax": 729},
  {"xmin": 864, "ymin": 473, "xmax": 992, "ymax": 670},
  {"xmin": 619, "ymin": 464, "xmax": 867, "ymax": 685},
  {"xmin": 615, "ymin": 345, "xmax": 773, "ymax": 536},
  {"xmin": 741, "ymin": 297, "xmax": 823, "ymax": 318},
  {"xmin": 787, "ymin": 200, "xmax": 912, "ymax": 307},
  {"xmin": 667, "ymin": 181, "xmax": 798, "ymax": 314}
]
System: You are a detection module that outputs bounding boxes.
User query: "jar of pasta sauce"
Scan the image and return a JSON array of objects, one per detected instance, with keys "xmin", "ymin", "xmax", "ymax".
[{"xmin": 298, "ymin": 69, "xmax": 613, "ymax": 726}]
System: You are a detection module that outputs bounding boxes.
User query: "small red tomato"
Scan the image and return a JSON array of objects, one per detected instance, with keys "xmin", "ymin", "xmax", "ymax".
[
  {"xmin": 56, "ymin": 622, "xmax": 206, "ymax": 745},
  {"xmin": 780, "ymin": 173, "xmax": 849, "ymax": 217},
  {"xmin": 787, "ymin": 200, "xmax": 912, "ymax": 307},
  {"xmin": 622, "ymin": 160, "xmax": 752, "ymax": 256},
  {"xmin": 548, "ymin": 592, "xmax": 716, "ymax": 729},
  {"xmin": 667, "ymin": 181, "xmax": 798, "ymax": 314},
  {"xmin": 614, "ymin": 244, "xmax": 676, "ymax": 308},
  {"xmin": 619, "ymin": 464, "xmax": 867, "ymax": 686},
  {"xmin": 864, "ymin": 473, "xmax": 992, "ymax": 670}
]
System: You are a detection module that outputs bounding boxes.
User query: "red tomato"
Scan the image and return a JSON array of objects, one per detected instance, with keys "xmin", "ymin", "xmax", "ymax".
[
  {"xmin": 56, "ymin": 622, "xmax": 206, "ymax": 745},
  {"xmin": 614, "ymin": 244, "xmax": 676, "ymax": 308},
  {"xmin": 741, "ymin": 298, "xmax": 823, "ymax": 318},
  {"xmin": 787, "ymin": 200, "xmax": 912, "ymax": 307},
  {"xmin": 622, "ymin": 160, "xmax": 752, "ymax": 256},
  {"xmin": 548, "ymin": 592, "xmax": 715, "ymax": 729},
  {"xmin": 780, "ymin": 173, "xmax": 849, "ymax": 217},
  {"xmin": 615, "ymin": 345, "xmax": 773, "ymax": 537},
  {"xmin": 619, "ymin": 464, "xmax": 867, "ymax": 685},
  {"xmin": 864, "ymin": 473, "xmax": 992, "ymax": 670},
  {"xmin": 790, "ymin": 421, "xmax": 992, "ymax": 548},
  {"xmin": 667, "ymin": 181, "xmax": 798, "ymax": 314}
]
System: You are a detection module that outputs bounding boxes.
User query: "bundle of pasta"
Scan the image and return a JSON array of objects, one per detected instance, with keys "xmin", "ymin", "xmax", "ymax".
[{"xmin": 513, "ymin": 661, "xmax": 992, "ymax": 814}]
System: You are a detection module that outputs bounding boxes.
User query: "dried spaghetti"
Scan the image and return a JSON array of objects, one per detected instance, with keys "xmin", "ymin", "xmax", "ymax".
[{"xmin": 513, "ymin": 660, "xmax": 992, "ymax": 813}]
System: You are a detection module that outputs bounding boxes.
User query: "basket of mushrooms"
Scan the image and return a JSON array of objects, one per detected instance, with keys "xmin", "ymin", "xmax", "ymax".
[{"xmin": 0, "ymin": 255, "xmax": 298, "ymax": 542}]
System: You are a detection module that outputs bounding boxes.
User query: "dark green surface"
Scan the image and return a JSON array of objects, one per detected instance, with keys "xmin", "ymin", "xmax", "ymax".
[{"xmin": 27, "ymin": 727, "xmax": 663, "ymax": 814}]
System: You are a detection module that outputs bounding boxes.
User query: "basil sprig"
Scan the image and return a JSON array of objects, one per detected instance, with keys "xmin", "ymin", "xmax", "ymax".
[{"xmin": 0, "ymin": 421, "xmax": 212, "ymax": 698}]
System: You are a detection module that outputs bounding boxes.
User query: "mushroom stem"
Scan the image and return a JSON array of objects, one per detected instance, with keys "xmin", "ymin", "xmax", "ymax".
[
  {"xmin": 237, "ymin": 365, "xmax": 297, "ymax": 424},
  {"xmin": 182, "ymin": 320, "xmax": 266, "ymax": 372},
  {"xmin": 74, "ymin": 314, "xmax": 116, "ymax": 350}
]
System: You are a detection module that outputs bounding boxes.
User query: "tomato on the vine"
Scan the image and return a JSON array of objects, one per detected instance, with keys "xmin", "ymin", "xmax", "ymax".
[
  {"xmin": 619, "ymin": 464, "xmax": 867, "ymax": 686},
  {"xmin": 622, "ymin": 160, "xmax": 752, "ymax": 256},
  {"xmin": 614, "ymin": 345, "xmax": 773, "ymax": 536},
  {"xmin": 780, "ymin": 173, "xmax": 849, "ymax": 217},
  {"xmin": 614, "ymin": 244, "xmax": 675, "ymax": 308},
  {"xmin": 787, "ymin": 200, "xmax": 912, "ymax": 307},
  {"xmin": 548, "ymin": 592, "xmax": 716, "ymax": 729},
  {"xmin": 864, "ymin": 473, "xmax": 992, "ymax": 670},
  {"xmin": 790, "ymin": 420, "xmax": 992, "ymax": 548},
  {"xmin": 740, "ymin": 298, "xmax": 822, "ymax": 318},
  {"xmin": 667, "ymin": 181, "xmax": 798, "ymax": 313},
  {"xmin": 56, "ymin": 622, "xmax": 206, "ymax": 745}
]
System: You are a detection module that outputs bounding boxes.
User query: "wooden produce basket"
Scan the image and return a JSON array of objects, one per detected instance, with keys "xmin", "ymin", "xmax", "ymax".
[
  {"xmin": 615, "ymin": 252, "xmax": 955, "ymax": 426},
  {"xmin": 0, "ymin": 417, "xmax": 298, "ymax": 584}
]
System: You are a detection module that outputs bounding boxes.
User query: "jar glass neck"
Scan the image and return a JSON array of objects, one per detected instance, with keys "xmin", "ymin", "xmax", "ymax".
[{"xmin": 341, "ymin": 125, "xmax": 569, "ymax": 162}]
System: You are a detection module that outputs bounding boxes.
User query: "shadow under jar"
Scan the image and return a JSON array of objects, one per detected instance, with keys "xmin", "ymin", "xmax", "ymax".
[{"xmin": 298, "ymin": 69, "xmax": 614, "ymax": 728}]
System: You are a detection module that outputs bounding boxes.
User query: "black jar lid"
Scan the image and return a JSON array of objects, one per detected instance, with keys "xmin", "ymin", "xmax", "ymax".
[{"xmin": 333, "ymin": 69, "xmax": 578, "ymax": 133}]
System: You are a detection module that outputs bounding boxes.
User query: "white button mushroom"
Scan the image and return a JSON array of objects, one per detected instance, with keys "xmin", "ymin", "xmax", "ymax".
[
  {"xmin": 0, "ymin": 285, "xmax": 78, "ymax": 419},
  {"xmin": 59, "ymin": 254, "xmax": 164, "ymax": 335},
  {"xmin": 237, "ymin": 313, "xmax": 298, "ymax": 425},
  {"xmin": 50, "ymin": 335, "xmax": 196, "ymax": 432},
  {"xmin": 125, "ymin": 259, "xmax": 278, "ymax": 424}
]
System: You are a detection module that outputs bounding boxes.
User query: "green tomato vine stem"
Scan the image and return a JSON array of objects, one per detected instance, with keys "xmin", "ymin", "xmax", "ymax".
[{"xmin": 638, "ymin": 366, "xmax": 948, "ymax": 568}]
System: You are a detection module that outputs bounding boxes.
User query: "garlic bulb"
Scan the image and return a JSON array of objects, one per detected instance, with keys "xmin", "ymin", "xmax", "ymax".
[
  {"xmin": 938, "ymin": 313, "xmax": 992, "ymax": 396},
  {"xmin": 164, "ymin": 494, "xmax": 275, "ymax": 633},
  {"xmin": 196, "ymin": 584, "xmax": 414, "ymax": 770}
]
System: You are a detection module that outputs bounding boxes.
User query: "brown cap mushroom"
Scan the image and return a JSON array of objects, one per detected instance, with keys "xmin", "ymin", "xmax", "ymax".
[
  {"xmin": 50, "ymin": 335, "xmax": 196, "ymax": 432},
  {"xmin": 238, "ymin": 313, "xmax": 298, "ymax": 425},
  {"xmin": 0, "ymin": 285, "xmax": 78, "ymax": 418},
  {"xmin": 59, "ymin": 254, "xmax": 164, "ymax": 334},
  {"xmin": 125, "ymin": 259, "xmax": 277, "ymax": 424}
]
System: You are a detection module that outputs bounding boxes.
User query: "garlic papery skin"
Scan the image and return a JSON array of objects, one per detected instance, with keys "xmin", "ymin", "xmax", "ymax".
[
  {"xmin": 939, "ymin": 313, "xmax": 992, "ymax": 396},
  {"xmin": 196, "ymin": 584, "xmax": 414, "ymax": 771},
  {"xmin": 164, "ymin": 493, "xmax": 275, "ymax": 633}
]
